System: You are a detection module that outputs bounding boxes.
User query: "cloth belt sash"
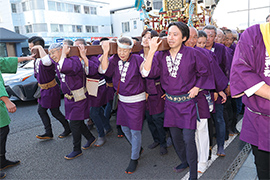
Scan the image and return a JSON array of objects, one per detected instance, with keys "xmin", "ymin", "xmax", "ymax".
[
  {"xmin": 98, "ymin": 79, "xmax": 106, "ymax": 87},
  {"xmin": 247, "ymin": 107, "xmax": 270, "ymax": 117},
  {"xmin": 165, "ymin": 92, "xmax": 193, "ymax": 103},
  {"xmin": 106, "ymin": 82, "xmax": 113, "ymax": 87},
  {"xmin": 118, "ymin": 92, "xmax": 146, "ymax": 103},
  {"xmin": 165, "ymin": 92, "xmax": 200, "ymax": 121},
  {"xmin": 38, "ymin": 79, "xmax": 57, "ymax": 90}
]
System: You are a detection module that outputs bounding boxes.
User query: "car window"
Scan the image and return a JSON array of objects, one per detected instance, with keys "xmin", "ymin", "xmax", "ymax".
[{"xmin": 21, "ymin": 60, "xmax": 34, "ymax": 69}]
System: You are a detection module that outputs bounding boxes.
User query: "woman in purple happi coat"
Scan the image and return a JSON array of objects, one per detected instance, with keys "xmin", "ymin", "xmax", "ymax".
[
  {"xmin": 49, "ymin": 43, "xmax": 96, "ymax": 160},
  {"xmin": 230, "ymin": 23, "xmax": 270, "ymax": 180},
  {"xmin": 142, "ymin": 22, "xmax": 212, "ymax": 180},
  {"xmin": 139, "ymin": 28, "xmax": 167, "ymax": 156},
  {"xmin": 29, "ymin": 36, "xmax": 71, "ymax": 140},
  {"xmin": 99, "ymin": 37, "xmax": 145, "ymax": 174}
]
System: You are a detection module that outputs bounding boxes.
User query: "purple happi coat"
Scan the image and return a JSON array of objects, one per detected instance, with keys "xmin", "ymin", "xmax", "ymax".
[
  {"xmin": 148, "ymin": 45, "xmax": 213, "ymax": 129},
  {"xmin": 34, "ymin": 57, "xmax": 61, "ymax": 109},
  {"xmin": 104, "ymin": 54, "xmax": 146, "ymax": 130},
  {"xmin": 55, "ymin": 56, "xmax": 89, "ymax": 121},
  {"xmin": 86, "ymin": 55, "xmax": 107, "ymax": 107},
  {"xmin": 139, "ymin": 50, "xmax": 165, "ymax": 115},
  {"xmin": 210, "ymin": 42, "xmax": 232, "ymax": 104},
  {"xmin": 195, "ymin": 46, "xmax": 229, "ymax": 117},
  {"xmin": 230, "ymin": 24, "xmax": 270, "ymax": 152}
]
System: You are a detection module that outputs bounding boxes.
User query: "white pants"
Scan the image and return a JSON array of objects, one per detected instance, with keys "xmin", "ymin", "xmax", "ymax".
[{"xmin": 195, "ymin": 118, "xmax": 209, "ymax": 163}]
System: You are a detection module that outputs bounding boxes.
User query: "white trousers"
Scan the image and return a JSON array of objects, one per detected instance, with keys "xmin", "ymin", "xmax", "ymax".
[{"xmin": 195, "ymin": 118, "xmax": 209, "ymax": 163}]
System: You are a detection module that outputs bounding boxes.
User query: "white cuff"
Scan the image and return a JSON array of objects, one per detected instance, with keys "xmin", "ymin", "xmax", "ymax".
[
  {"xmin": 41, "ymin": 55, "xmax": 52, "ymax": 66},
  {"xmin": 244, "ymin": 81, "xmax": 266, "ymax": 97},
  {"xmin": 140, "ymin": 61, "xmax": 150, "ymax": 77},
  {"xmin": 58, "ymin": 57, "xmax": 65, "ymax": 71},
  {"xmin": 98, "ymin": 64, "xmax": 108, "ymax": 74}
]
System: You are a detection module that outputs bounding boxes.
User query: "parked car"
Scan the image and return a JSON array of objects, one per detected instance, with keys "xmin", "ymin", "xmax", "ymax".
[{"xmin": 3, "ymin": 60, "xmax": 38, "ymax": 101}]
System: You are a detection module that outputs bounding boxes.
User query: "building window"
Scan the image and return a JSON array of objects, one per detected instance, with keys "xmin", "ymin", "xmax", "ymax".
[
  {"xmin": 56, "ymin": 2, "xmax": 61, "ymax": 11},
  {"xmin": 32, "ymin": 0, "xmax": 45, "ymax": 10},
  {"xmin": 90, "ymin": 7, "xmax": 97, "ymax": 14},
  {"xmin": 51, "ymin": 24, "xmax": 59, "ymax": 32},
  {"xmin": 25, "ymin": 25, "xmax": 33, "ymax": 33},
  {"xmin": 153, "ymin": 1, "xmax": 162, "ymax": 10},
  {"xmin": 33, "ymin": 23, "xmax": 47, "ymax": 32},
  {"xmin": 67, "ymin": 4, "xmax": 73, "ymax": 12},
  {"xmin": 122, "ymin": 22, "xmax": 130, "ymax": 33},
  {"xmin": 11, "ymin": 3, "xmax": 17, "ymax": 13},
  {"xmin": 74, "ymin": 5, "xmax": 80, "ymax": 13},
  {"xmin": 48, "ymin": 1, "xmax": 56, "ymax": 11},
  {"xmin": 14, "ymin": 26, "xmax": 20, "ymax": 34},
  {"xmin": 22, "ymin": 0, "xmax": 44, "ymax": 11},
  {"xmin": 85, "ymin": 26, "xmax": 98, "ymax": 33},
  {"xmin": 76, "ymin": 25, "xmax": 82, "ymax": 32},
  {"xmin": 59, "ymin": 24, "xmax": 64, "ymax": 32},
  {"xmin": 84, "ymin": 6, "xmax": 90, "ymax": 14},
  {"xmin": 133, "ymin": 20, "xmax": 137, "ymax": 29},
  {"xmin": 0, "ymin": 43, "xmax": 7, "ymax": 57},
  {"xmin": 63, "ymin": 25, "xmax": 72, "ymax": 32},
  {"xmin": 22, "ymin": 1, "xmax": 29, "ymax": 11}
]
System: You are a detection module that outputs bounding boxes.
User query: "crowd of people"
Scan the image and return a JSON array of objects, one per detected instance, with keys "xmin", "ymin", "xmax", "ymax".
[{"xmin": 0, "ymin": 19, "xmax": 269, "ymax": 180}]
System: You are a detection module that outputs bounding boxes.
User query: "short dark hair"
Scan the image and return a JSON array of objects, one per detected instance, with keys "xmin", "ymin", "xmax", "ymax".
[
  {"xmin": 198, "ymin": 30, "xmax": 207, "ymax": 38},
  {"xmin": 100, "ymin": 37, "xmax": 109, "ymax": 42},
  {"xmin": 28, "ymin": 36, "xmax": 45, "ymax": 48},
  {"xmin": 75, "ymin": 38, "xmax": 87, "ymax": 45},
  {"xmin": 266, "ymin": 14, "xmax": 270, "ymax": 21},
  {"xmin": 168, "ymin": 22, "xmax": 189, "ymax": 43},
  {"xmin": 132, "ymin": 37, "xmax": 140, "ymax": 42},
  {"xmin": 203, "ymin": 25, "xmax": 217, "ymax": 35},
  {"xmin": 63, "ymin": 39, "xmax": 73, "ymax": 46},
  {"xmin": 141, "ymin": 28, "xmax": 159, "ymax": 38},
  {"xmin": 223, "ymin": 29, "xmax": 232, "ymax": 35},
  {"xmin": 118, "ymin": 37, "xmax": 132, "ymax": 46},
  {"xmin": 159, "ymin": 30, "xmax": 167, "ymax": 37}
]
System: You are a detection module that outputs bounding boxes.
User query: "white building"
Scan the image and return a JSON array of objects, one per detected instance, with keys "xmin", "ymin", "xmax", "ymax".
[
  {"xmin": 110, "ymin": 0, "xmax": 162, "ymax": 37},
  {"xmin": 0, "ymin": 0, "xmax": 112, "ymax": 47}
]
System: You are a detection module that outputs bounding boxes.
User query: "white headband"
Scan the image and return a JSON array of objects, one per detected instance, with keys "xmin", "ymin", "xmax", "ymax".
[{"xmin": 117, "ymin": 36, "xmax": 134, "ymax": 49}]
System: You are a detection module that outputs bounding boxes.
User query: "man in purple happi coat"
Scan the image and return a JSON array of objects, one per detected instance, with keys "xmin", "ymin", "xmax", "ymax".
[
  {"xmin": 28, "ymin": 36, "xmax": 71, "ymax": 140},
  {"xmin": 74, "ymin": 39, "xmax": 112, "ymax": 147},
  {"xmin": 142, "ymin": 22, "xmax": 213, "ymax": 180},
  {"xmin": 203, "ymin": 25, "xmax": 232, "ymax": 156},
  {"xmin": 185, "ymin": 27, "xmax": 227, "ymax": 173},
  {"xmin": 230, "ymin": 23, "xmax": 270, "ymax": 180},
  {"xmin": 49, "ymin": 43, "xmax": 96, "ymax": 160}
]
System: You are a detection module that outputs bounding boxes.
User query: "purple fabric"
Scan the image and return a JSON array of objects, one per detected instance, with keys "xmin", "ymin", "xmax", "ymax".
[
  {"xmin": 148, "ymin": 45, "xmax": 214, "ymax": 129},
  {"xmin": 146, "ymin": 83, "xmax": 165, "ymax": 115},
  {"xmin": 56, "ymin": 56, "xmax": 89, "ymax": 120},
  {"xmin": 105, "ymin": 54, "xmax": 146, "ymax": 130},
  {"xmin": 210, "ymin": 43, "xmax": 232, "ymax": 104},
  {"xmin": 139, "ymin": 50, "xmax": 165, "ymax": 115},
  {"xmin": 195, "ymin": 47, "xmax": 228, "ymax": 92},
  {"xmin": 105, "ymin": 76, "xmax": 114, "ymax": 102},
  {"xmin": 230, "ymin": 24, "xmax": 270, "ymax": 152},
  {"xmin": 34, "ymin": 58, "xmax": 61, "ymax": 109},
  {"xmin": 211, "ymin": 42, "xmax": 232, "ymax": 78},
  {"xmin": 86, "ymin": 55, "xmax": 107, "ymax": 107}
]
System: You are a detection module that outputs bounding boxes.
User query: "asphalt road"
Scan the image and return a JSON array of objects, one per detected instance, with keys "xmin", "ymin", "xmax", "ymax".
[{"xmin": 3, "ymin": 99, "xmax": 244, "ymax": 180}]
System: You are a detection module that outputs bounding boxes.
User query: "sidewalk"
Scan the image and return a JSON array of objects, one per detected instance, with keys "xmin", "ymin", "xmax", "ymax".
[{"xmin": 233, "ymin": 151, "xmax": 258, "ymax": 180}]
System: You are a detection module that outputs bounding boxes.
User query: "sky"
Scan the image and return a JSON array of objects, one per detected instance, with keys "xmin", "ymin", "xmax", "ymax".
[{"xmin": 103, "ymin": 0, "xmax": 270, "ymax": 29}]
